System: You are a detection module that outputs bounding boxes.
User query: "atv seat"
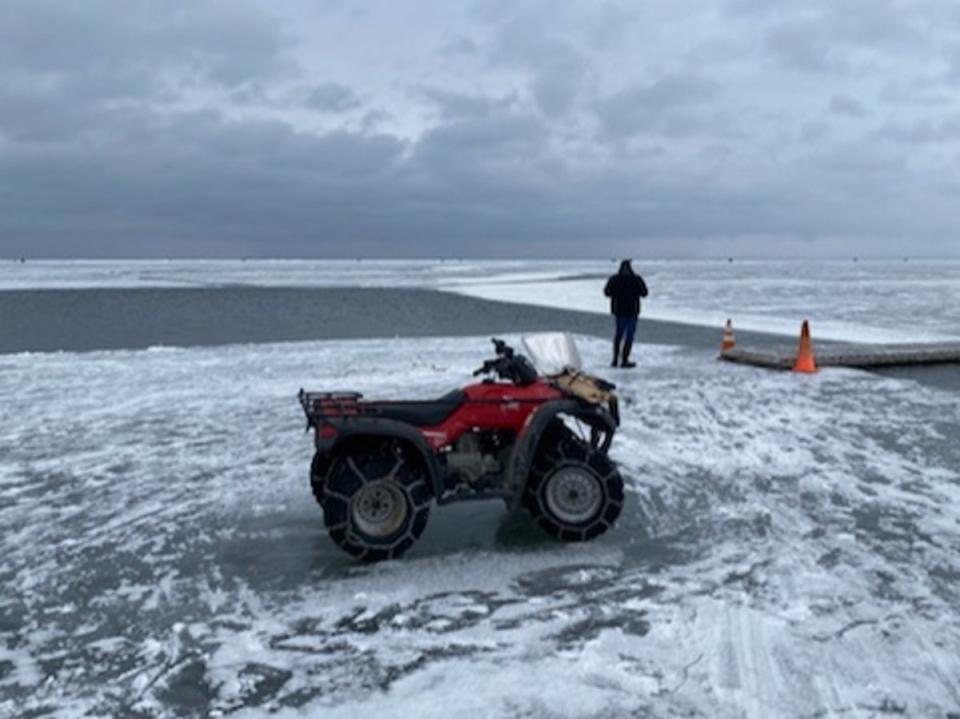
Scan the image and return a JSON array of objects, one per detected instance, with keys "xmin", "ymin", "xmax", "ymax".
[{"xmin": 366, "ymin": 389, "xmax": 467, "ymax": 426}]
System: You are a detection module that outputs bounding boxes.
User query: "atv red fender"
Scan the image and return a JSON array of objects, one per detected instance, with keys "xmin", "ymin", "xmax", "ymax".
[
  {"xmin": 415, "ymin": 380, "xmax": 563, "ymax": 447},
  {"xmin": 299, "ymin": 336, "xmax": 624, "ymax": 560},
  {"xmin": 505, "ymin": 397, "xmax": 617, "ymax": 510}
]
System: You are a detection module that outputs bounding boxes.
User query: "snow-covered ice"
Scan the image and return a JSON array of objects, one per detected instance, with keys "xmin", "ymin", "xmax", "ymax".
[
  {"xmin": 2, "ymin": 335, "xmax": 960, "ymax": 717},
  {"xmin": 443, "ymin": 260, "xmax": 960, "ymax": 344},
  {"xmin": 0, "ymin": 258, "xmax": 578, "ymax": 291}
]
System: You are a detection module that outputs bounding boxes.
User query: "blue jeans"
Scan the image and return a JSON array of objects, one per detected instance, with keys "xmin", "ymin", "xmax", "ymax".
[{"xmin": 614, "ymin": 315, "xmax": 637, "ymax": 347}]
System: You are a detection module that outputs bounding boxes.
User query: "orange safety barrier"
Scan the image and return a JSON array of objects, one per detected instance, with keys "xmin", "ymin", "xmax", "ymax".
[{"xmin": 793, "ymin": 320, "xmax": 817, "ymax": 373}]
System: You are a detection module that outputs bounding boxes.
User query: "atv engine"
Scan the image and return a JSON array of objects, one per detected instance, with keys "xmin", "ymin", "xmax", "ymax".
[{"xmin": 443, "ymin": 431, "xmax": 510, "ymax": 489}]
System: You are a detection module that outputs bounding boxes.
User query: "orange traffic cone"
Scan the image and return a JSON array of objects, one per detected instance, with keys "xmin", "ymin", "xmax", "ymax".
[
  {"xmin": 720, "ymin": 319, "xmax": 736, "ymax": 353},
  {"xmin": 793, "ymin": 320, "xmax": 817, "ymax": 373}
]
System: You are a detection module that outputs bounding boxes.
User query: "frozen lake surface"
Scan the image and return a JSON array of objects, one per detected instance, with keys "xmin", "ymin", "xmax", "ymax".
[
  {"xmin": 2, "ymin": 335, "xmax": 960, "ymax": 717},
  {"xmin": 0, "ymin": 287, "xmax": 783, "ymax": 355},
  {"xmin": 3, "ymin": 258, "xmax": 960, "ymax": 342}
]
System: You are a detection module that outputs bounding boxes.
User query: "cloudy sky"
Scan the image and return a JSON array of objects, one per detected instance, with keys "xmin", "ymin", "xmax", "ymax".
[{"xmin": 2, "ymin": 0, "xmax": 959, "ymax": 258}]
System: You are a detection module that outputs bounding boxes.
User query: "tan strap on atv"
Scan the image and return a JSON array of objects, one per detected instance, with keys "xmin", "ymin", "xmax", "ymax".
[{"xmin": 551, "ymin": 371, "xmax": 614, "ymax": 405}]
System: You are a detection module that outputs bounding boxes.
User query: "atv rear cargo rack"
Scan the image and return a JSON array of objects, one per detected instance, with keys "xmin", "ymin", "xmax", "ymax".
[{"xmin": 298, "ymin": 390, "xmax": 364, "ymax": 428}]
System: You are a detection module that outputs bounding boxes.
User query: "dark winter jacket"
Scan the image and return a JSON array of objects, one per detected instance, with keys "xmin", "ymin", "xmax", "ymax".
[{"xmin": 604, "ymin": 267, "xmax": 648, "ymax": 317}]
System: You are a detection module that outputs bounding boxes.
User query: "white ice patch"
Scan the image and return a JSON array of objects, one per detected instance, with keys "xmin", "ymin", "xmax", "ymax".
[
  {"xmin": 2, "ymin": 335, "xmax": 960, "ymax": 717},
  {"xmin": 446, "ymin": 271, "xmax": 960, "ymax": 343}
]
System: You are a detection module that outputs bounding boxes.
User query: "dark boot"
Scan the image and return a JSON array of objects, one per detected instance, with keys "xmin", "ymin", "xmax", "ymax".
[
  {"xmin": 621, "ymin": 340, "xmax": 636, "ymax": 368},
  {"xmin": 611, "ymin": 338, "xmax": 620, "ymax": 367}
]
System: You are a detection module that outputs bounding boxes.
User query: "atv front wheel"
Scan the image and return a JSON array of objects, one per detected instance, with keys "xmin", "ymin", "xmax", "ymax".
[
  {"xmin": 525, "ymin": 424, "xmax": 624, "ymax": 541},
  {"xmin": 321, "ymin": 442, "xmax": 431, "ymax": 561}
]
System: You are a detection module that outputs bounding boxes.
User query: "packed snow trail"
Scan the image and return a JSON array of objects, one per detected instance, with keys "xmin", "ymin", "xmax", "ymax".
[{"xmin": 1, "ymin": 336, "xmax": 959, "ymax": 716}]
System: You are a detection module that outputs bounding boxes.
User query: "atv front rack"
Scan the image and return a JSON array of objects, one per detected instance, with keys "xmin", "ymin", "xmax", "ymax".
[{"xmin": 549, "ymin": 371, "xmax": 620, "ymax": 427}]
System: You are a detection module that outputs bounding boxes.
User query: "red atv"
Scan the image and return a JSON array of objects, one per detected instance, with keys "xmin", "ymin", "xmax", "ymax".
[{"xmin": 299, "ymin": 335, "xmax": 625, "ymax": 560}]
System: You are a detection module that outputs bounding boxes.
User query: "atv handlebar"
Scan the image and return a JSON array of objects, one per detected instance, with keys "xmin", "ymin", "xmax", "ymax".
[
  {"xmin": 472, "ymin": 338, "xmax": 539, "ymax": 386},
  {"xmin": 472, "ymin": 358, "xmax": 500, "ymax": 377}
]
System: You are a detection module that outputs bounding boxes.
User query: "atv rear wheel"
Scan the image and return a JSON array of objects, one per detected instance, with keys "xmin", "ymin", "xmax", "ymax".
[
  {"xmin": 525, "ymin": 423, "xmax": 623, "ymax": 541},
  {"xmin": 310, "ymin": 452, "xmax": 329, "ymax": 507},
  {"xmin": 321, "ymin": 442, "xmax": 431, "ymax": 561}
]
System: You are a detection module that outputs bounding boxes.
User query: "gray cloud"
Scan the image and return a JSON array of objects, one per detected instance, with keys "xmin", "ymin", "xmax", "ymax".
[
  {"xmin": 0, "ymin": 1, "xmax": 289, "ymax": 93},
  {"xmin": 828, "ymin": 94, "xmax": 867, "ymax": 117},
  {"xmin": 596, "ymin": 75, "xmax": 719, "ymax": 140},
  {"xmin": 1, "ymin": 0, "xmax": 960, "ymax": 258},
  {"xmin": 417, "ymin": 87, "xmax": 517, "ymax": 120},
  {"xmin": 304, "ymin": 83, "xmax": 362, "ymax": 113},
  {"xmin": 760, "ymin": 1, "xmax": 923, "ymax": 74},
  {"xmin": 872, "ymin": 116, "xmax": 960, "ymax": 143},
  {"xmin": 490, "ymin": 24, "xmax": 591, "ymax": 117}
]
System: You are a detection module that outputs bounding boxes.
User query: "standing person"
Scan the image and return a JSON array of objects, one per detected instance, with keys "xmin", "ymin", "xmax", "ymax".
[{"xmin": 603, "ymin": 260, "xmax": 648, "ymax": 368}]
